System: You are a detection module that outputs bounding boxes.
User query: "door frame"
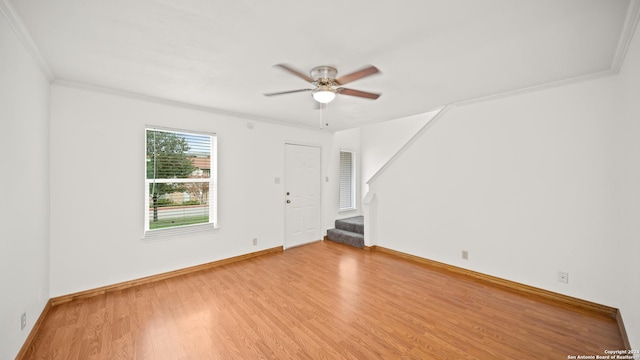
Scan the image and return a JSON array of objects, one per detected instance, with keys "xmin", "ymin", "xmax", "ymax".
[{"xmin": 283, "ymin": 142, "xmax": 323, "ymax": 249}]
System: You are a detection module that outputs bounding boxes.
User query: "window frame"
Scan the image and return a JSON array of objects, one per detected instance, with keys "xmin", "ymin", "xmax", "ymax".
[
  {"xmin": 338, "ymin": 149, "xmax": 357, "ymax": 212},
  {"xmin": 144, "ymin": 126, "xmax": 218, "ymax": 239}
]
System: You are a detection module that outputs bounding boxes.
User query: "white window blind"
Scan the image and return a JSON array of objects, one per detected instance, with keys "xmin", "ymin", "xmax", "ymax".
[
  {"xmin": 145, "ymin": 127, "xmax": 217, "ymax": 237},
  {"xmin": 339, "ymin": 150, "xmax": 355, "ymax": 211}
]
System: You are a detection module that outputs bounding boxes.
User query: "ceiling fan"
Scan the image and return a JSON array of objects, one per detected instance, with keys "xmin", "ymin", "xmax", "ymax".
[{"xmin": 264, "ymin": 64, "xmax": 381, "ymax": 104}]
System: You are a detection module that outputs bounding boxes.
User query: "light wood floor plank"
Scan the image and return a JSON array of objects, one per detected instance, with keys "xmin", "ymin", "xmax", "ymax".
[{"xmin": 23, "ymin": 240, "xmax": 624, "ymax": 359}]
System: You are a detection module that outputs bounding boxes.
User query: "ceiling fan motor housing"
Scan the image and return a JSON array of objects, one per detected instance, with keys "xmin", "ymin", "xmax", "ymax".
[{"xmin": 311, "ymin": 66, "xmax": 338, "ymax": 85}]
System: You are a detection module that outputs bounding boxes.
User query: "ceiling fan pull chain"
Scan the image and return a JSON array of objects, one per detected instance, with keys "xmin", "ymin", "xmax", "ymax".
[
  {"xmin": 319, "ymin": 103, "xmax": 330, "ymax": 129},
  {"xmin": 318, "ymin": 102, "xmax": 330, "ymax": 129},
  {"xmin": 325, "ymin": 102, "xmax": 329, "ymax": 128}
]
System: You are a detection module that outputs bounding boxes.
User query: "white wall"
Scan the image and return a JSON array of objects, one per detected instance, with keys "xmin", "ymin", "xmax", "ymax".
[
  {"xmin": 610, "ymin": 19, "xmax": 640, "ymax": 351},
  {"xmin": 49, "ymin": 84, "xmax": 339, "ymax": 297},
  {"xmin": 0, "ymin": 12, "xmax": 50, "ymax": 360},
  {"xmin": 360, "ymin": 112, "xmax": 436, "ymax": 194},
  {"xmin": 359, "ymin": 112, "xmax": 436, "ymax": 246},
  {"xmin": 368, "ymin": 26, "xmax": 640, "ymax": 350}
]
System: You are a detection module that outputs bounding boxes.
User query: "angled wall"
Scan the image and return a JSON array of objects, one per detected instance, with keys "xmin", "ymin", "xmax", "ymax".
[{"xmin": 361, "ymin": 112, "xmax": 436, "ymax": 194}]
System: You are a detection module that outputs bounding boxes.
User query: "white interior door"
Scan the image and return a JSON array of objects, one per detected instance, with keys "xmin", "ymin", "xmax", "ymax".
[{"xmin": 285, "ymin": 144, "xmax": 321, "ymax": 249}]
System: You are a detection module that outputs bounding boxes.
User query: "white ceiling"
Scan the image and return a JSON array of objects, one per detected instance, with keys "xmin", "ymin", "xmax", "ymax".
[{"xmin": 8, "ymin": 0, "xmax": 638, "ymax": 131}]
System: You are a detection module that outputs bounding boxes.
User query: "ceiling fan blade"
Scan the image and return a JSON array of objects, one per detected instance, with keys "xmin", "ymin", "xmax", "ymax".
[
  {"xmin": 274, "ymin": 64, "xmax": 314, "ymax": 83},
  {"xmin": 337, "ymin": 88, "xmax": 381, "ymax": 100},
  {"xmin": 264, "ymin": 89, "xmax": 313, "ymax": 96},
  {"xmin": 334, "ymin": 65, "xmax": 380, "ymax": 85}
]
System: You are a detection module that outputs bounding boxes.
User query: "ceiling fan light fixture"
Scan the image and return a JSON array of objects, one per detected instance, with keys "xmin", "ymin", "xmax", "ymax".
[{"xmin": 312, "ymin": 88, "xmax": 336, "ymax": 103}]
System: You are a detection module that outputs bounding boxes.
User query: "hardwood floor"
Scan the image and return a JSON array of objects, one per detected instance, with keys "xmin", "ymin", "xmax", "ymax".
[{"xmin": 23, "ymin": 241, "xmax": 624, "ymax": 359}]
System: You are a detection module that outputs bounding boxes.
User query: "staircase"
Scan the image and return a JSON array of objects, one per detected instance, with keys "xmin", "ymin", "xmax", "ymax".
[{"xmin": 326, "ymin": 216, "xmax": 364, "ymax": 248}]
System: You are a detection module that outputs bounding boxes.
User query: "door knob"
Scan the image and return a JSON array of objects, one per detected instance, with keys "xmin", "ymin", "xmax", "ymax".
[{"xmin": 286, "ymin": 200, "xmax": 291, "ymax": 203}]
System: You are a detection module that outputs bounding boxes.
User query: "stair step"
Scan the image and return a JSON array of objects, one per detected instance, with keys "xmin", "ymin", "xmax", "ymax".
[
  {"xmin": 326, "ymin": 228, "xmax": 364, "ymax": 249},
  {"xmin": 335, "ymin": 216, "xmax": 364, "ymax": 235}
]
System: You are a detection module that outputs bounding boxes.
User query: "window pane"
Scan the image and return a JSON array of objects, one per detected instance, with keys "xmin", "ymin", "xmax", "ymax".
[
  {"xmin": 339, "ymin": 151, "xmax": 355, "ymax": 210},
  {"xmin": 146, "ymin": 130, "xmax": 211, "ymax": 180},
  {"xmin": 148, "ymin": 182, "xmax": 209, "ymax": 230},
  {"xmin": 145, "ymin": 127, "xmax": 217, "ymax": 234}
]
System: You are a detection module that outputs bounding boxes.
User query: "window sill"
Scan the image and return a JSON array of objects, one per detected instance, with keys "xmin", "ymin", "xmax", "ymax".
[
  {"xmin": 143, "ymin": 222, "xmax": 218, "ymax": 241},
  {"xmin": 338, "ymin": 208, "xmax": 357, "ymax": 213}
]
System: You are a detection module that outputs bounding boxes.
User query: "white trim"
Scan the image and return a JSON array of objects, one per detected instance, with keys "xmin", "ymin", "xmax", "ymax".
[
  {"xmin": 611, "ymin": 0, "xmax": 640, "ymax": 74},
  {"xmin": 54, "ymin": 80, "xmax": 329, "ymax": 132},
  {"xmin": 409, "ymin": 3, "xmax": 640, "ymax": 110},
  {"xmin": 363, "ymin": 191, "xmax": 376, "ymax": 205},
  {"xmin": 284, "ymin": 140, "xmax": 324, "ymax": 148},
  {"xmin": 338, "ymin": 149, "xmax": 356, "ymax": 211},
  {"xmin": 338, "ymin": 208, "xmax": 357, "ymax": 214},
  {"xmin": 145, "ymin": 124, "xmax": 217, "ymax": 137},
  {"xmin": 454, "ymin": 70, "xmax": 615, "ymax": 108},
  {"xmin": 145, "ymin": 178, "xmax": 210, "ymax": 184},
  {"xmin": 209, "ymin": 135, "xmax": 218, "ymax": 227},
  {"xmin": 0, "ymin": 0, "xmax": 54, "ymax": 81},
  {"xmin": 143, "ymin": 223, "xmax": 217, "ymax": 241},
  {"xmin": 367, "ymin": 106, "xmax": 452, "ymax": 185},
  {"xmin": 144, "ymin": 127, "xmax": 217, "ymax": 234}
]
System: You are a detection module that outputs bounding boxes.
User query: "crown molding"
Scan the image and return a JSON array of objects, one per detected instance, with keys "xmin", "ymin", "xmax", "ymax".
[
  {"xmin": 612, "ymin": 0, "xmax": 640, "ymax": 74},
  {"xmin": 454, "ymin": 69, "xmax": 615, "ymax": 108},
  {"xmin": 0, "ymin": 0, "xmax": 54, "ymax": 81},
  {"xmin": 52, "ymin": 79, "xmax": 332, "ymax": 133},
  {"xmin": 455, "ymin": 0, "xmax": 640, "ymax": 105}
]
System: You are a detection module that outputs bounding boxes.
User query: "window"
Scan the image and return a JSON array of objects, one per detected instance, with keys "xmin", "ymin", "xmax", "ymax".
[
  {"xmin": 145, "ymin": 127, "xmax": 217, "ymax": 236},
  {"xmin": 339, "ymin": 150, "xmax": 356, "ymax": 211}
]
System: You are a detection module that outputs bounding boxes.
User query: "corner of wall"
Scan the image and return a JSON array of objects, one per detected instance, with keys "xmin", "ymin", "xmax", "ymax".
[{"xmin": 0, "ymin": 0, "xmax": 54, "ymax": 81}]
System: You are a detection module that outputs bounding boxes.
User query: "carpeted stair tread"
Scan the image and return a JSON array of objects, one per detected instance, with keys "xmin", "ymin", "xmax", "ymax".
[
  {"xmin": 335, "ymin": 216, "xmax": 364, "ymax": 235},
  {"xmin": 327, "ymin": 228, "xmax": 364, "ymax": 249}
]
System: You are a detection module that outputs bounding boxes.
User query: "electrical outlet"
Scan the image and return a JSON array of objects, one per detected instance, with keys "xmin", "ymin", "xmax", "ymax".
[
  {"xmin": 253, "ymin": 238, "xmax": 258, "ymax": 246},
  {"xmin": 462, "ymin": 250, "xmax": 468, "ymax": 260},
  {"xmin": 21, "ymin": 313, "xmax": 26, "ymax": 330},
  {"xmin": 558, "ymin": 271, "xmax": 569, "ymax": 283}
]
